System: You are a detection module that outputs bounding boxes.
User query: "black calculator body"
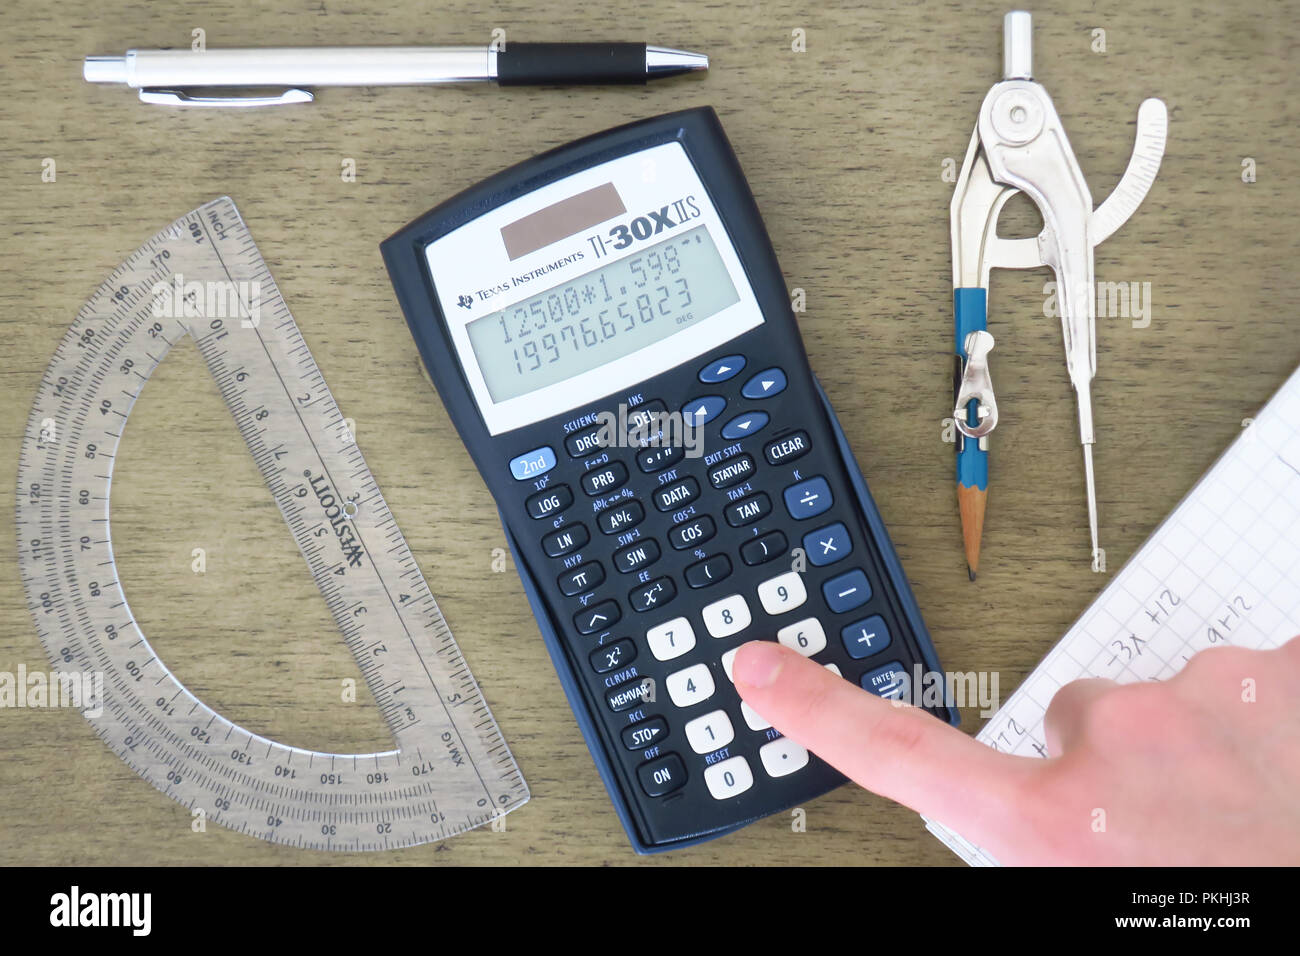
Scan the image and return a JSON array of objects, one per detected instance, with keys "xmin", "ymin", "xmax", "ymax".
[{"xmin": 381, "ymin": 107, "xmax": 957, "ymax": 853}]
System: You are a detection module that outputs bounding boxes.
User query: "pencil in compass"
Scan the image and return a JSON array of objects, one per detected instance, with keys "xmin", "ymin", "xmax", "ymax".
[{"xmin": 954, "ymin": 290, "xmax": 990, "ymax": 579}]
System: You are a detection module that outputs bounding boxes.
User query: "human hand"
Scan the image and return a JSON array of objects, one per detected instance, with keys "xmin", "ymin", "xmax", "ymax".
[{"xmin": 732, "ymin": 636, "xmax": 1300, "ymax": 864}]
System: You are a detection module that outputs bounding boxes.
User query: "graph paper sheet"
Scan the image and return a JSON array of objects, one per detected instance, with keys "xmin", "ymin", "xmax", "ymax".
[{"xmin": 925, "ymin": 365, "xmax": 1300, "ymax": 865}]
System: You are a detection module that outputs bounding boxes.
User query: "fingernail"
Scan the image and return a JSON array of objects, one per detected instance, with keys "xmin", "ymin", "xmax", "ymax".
[{"xmin": 734, "ymin": 641, "xmax": 785, "ymax": 689}]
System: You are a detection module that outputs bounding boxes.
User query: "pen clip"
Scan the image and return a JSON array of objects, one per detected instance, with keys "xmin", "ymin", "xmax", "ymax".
[
  {"xmin": 954, "ymin": 330, "xmax": 998, "ymax": 440},
  {"xmin": 138, "ymin": 88, "xmax": 314, "ymax": 108}
]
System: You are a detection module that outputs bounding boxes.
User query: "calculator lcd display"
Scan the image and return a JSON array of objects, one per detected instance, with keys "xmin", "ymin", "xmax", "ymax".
[{"xmin": 465, "ymin": 225, "xmax": 740, "ymax": 403}]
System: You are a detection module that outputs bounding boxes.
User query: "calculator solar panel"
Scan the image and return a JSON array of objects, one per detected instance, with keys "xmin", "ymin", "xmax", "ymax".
[{"xmin": 382, "ymin": 107, "xmax": 957, "ymax": 852}]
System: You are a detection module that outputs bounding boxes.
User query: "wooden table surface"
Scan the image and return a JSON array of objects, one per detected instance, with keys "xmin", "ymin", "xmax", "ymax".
[{"xmin": 2, "ymin": 0, "xmax": 1296, "ymax": 866}]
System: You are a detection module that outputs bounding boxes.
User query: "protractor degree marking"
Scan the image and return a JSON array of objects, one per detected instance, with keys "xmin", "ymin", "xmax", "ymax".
[{"xmin": 15, "ymin": 199, "xmax": 528, "ymax": 850}]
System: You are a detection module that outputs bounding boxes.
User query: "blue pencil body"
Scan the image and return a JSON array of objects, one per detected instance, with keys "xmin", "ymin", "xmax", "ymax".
[{"xmin": 954, "ymin": 287, "xmax": 989, "ymax": 491}]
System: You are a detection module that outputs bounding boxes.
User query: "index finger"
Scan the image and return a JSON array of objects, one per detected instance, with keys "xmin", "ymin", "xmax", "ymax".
[{"xmin": 732, "ymin": 640, "xmax": 1039, "ymax": 846}]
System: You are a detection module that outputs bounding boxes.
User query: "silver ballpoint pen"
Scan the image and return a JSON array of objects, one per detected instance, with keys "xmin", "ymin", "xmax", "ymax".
[{"xmin": 84, "ymin": 42, "xmax": 709, "ymax": 107}]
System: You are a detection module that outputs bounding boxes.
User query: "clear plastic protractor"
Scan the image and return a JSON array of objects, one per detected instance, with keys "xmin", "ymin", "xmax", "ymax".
[{"xmin": 15, "ymin": 198, "xmax": 528, "ymax": 850}]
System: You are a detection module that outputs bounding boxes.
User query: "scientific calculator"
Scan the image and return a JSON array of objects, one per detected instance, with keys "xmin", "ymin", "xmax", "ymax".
[{"xmin": 381, "ymin": 107, "xmax": 957, "ymax": 852}]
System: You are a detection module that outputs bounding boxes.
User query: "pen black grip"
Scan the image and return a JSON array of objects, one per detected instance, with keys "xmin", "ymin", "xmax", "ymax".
[{"xmin": 496, "ymin": 42, "xmax": 647, "ymax": 85}]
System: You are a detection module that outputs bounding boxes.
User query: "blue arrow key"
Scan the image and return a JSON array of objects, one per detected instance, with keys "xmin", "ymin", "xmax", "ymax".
[
  {"xmin": 681, "ymin": 395, "xmax": 727, "ymax": 427},
  {"xmin": 720, "ymin": 411, "xmax": 769, "ymax": 440},
  {"xmin": 741, "ymin": 367, "xmax": 788, "ymax": 399},
  {"xmin": 699, "ymin": 355, "xmax": 746, "ymax": 383}
]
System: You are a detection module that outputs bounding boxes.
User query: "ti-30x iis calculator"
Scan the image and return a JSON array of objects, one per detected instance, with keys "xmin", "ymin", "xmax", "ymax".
[{"xmin": 381, "ymin": 107, "xmax": 957, "ymax": 852}]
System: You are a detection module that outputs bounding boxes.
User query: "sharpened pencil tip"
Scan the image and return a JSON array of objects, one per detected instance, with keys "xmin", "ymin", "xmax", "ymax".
[{"xmin": 968, "ymin": 566, "xmax": 977, "ymax": 582}]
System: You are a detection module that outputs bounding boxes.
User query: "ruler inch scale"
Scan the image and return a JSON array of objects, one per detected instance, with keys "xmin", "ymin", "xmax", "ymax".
[{"xmin": 15, "ymin": 197, "xmax": 528, "ymax": 851}]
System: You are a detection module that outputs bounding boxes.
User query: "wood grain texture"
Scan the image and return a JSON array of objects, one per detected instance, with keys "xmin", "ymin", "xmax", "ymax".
[{"xmin": 1, "ymin": 0, "xmax": 1297, "ymax": 866}]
